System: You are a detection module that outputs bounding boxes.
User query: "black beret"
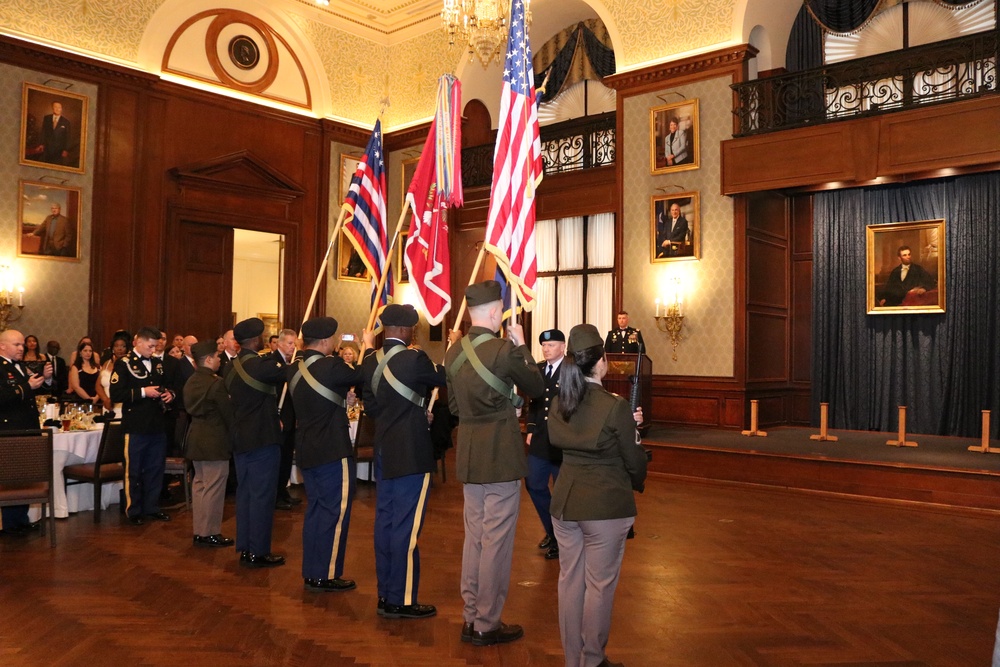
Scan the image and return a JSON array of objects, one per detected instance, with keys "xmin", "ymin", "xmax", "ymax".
[
  {"xmin": 233, "ymin": 317, "xmax": 264, "ymax": 341},
  {"xmin": 466, "ymin": 280, "xmax": 503, "ymax": 307},
  {"xmin": 301, "ymin": 316, "xmax": 338, "ymax": 340},
  {"xmin": 380, "ymin": 304, "xmax": 419, "ymax": 327},
  {"xmin": 191, "ymin": 341, "xmax": 218, "ymax": 363},
  {"xmin": 538, "ymin": 329, "xmax": 565, "ymax": 344},
  {"xmin": 568, "ymin": 324, "xmax": 604, "ymax": 353}
]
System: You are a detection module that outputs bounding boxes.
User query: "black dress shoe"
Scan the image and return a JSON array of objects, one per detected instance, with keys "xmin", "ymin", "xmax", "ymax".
[
  {"xmin": 194, "ymin": 534, "xmax": 234, "ymax": 548},
  {"xmin": 240, "ymin": 552, "xmax": 286, "ymax": 568},
  {"xmin": 287, "ymin": 496, "xmax": 303, "ymax": 505},
  {"xmin": 627, "ymin": 526, "xmax": 635, "ymax": 539},
  {"xmin": 538, "ymin": 534, "xmax": 555, "ymax": 549},
  {"xmin": 382, "ymin": 603, "xmax": 437, "ymax": 619},
  {"xmin": 24, "ymin": 520, "xmax": 43, "ymax": 532},
  {"xmin": 146, "ymin": 512, "xmax": 171, "ymax": 522},
  {"xmin": 544, "ymin": 545, "xmax": 560, "ymax": 560},
  {"xmin": 274, "ymin": 499, "xmax": 294, "ymax": 511},
  {"xmin": 597, "ymin": 659, "xmax": 625, "ymax": 667},
  {"xmin": 471, "ymin": 622, "xmax": 524, "ymax": 646},
  {"xmin": 460, "ymin": 622, "xmax": 474, "ymax": 643},
  {"xmin": 377, "ymin": 597, "xmax": 386, "ymax": 616},
  {"xmin": 304, "ymin": 577, "xmax": 355, "ymax": 591},
  {"xmin": 127, "ymin": 516, "xmax": 145, "ymax": 526}
]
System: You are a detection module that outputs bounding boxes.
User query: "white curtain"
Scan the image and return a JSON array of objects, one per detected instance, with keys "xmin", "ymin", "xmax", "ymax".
[
  {"xmin": 558, "ymin": 217, "xmax": 584, "ymax": 270},
  {"xmin": 558, "ymin": 275, "xmax": 583, "ymax": 334},
  {"xmin": 536, "ymin": 218, "xmax": 558, "ymax": 272},
  {"xmin": 531, "ymin": 276, "xmax": 557, "ymax": 360},
  {"xmin": 587, "ymin": 272, "xmax": 613, "ymax": 336},
  {"xmin": 588, "ymin": 213, "xmax": 615, "ymax": 268}
]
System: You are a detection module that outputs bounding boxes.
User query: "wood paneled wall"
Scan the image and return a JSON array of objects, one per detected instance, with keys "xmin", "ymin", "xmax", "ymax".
[
  {"xmin": 722, "ymin": 95, "xmax": 1000, "ymax": 194},
  {"xmin": 0, "ymin": 35, "xmax": 362, "ymax": 346}
]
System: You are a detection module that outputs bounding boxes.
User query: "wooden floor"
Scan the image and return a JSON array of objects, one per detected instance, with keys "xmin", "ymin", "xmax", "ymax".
[{"xmin": 2, "ymin": 455, "xmax": 1000, "ymax": 666}]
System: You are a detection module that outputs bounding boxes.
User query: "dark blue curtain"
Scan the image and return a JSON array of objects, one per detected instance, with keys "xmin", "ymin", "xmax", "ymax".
[
  {"xmin": 812, "ymin": 173, "xmax": 1000, "ymax": 438},
  {"xmin": 785, "ymin": 0, "xmax": 881, "ymax": 71}
]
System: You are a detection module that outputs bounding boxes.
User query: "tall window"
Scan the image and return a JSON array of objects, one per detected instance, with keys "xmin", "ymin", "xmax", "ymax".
[{"xmin": 530, "ymin": 213, "xmax": 615, "ymax": 360}]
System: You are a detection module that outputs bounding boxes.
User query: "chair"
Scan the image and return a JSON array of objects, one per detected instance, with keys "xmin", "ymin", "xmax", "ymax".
[
  {"xmin": 163, "ymin": 456, "xmax": 191, "ymax": 510},
  {"xmin": 353, "ymin": 411, "xmax": 375, "ymax": 482},
  {"xmin": 63, "ymin": 420, "xmax": 125, "ymax": 523},
  {"xmin": 0, "ymin": 429, "xmax": 56, "ymax": 547}
]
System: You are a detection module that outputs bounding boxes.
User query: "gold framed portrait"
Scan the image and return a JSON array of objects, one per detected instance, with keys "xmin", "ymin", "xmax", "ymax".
[
  {"xmin": 338, "ymin": 230, "xmax": 370, "ymax": 283},
  {"xmin": 649, "ymin": 98, "xmax": 699, "ymax": 175},
  {"xmin": 20, "ymin": 83, "xmax": 89, "ymax": 174},
  {"xmin": 401, "ymin": 157, "xmax": 419, "ymax": 209},
  {"xmin": 18, "ymin": 180, "xmax": 82, "ymax": 261},
  {"xmin": 867, "ymin": 219, "xmax": 945, "ymax": 314},
  {"xmin": 650, "ymin": 191, "xmax": 700, "ymax": 263},
  {"xmin": 339, "ymin": 153, "xmax": 363, "ymax": 204}
]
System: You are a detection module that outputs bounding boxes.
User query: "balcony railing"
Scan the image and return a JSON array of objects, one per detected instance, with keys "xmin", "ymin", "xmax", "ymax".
[
  {"xmin": 461, "ymin": 112, "xmax": 616, "ymax": 188},
  {"xmin": 732, "ymin": 29, "xmax": 999, "ymax": 137}
]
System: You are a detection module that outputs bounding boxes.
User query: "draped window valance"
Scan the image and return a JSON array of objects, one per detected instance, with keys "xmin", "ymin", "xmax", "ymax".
[{"xmin": 532, "ymin": 18, "xmax": 615, "ymax": 104}]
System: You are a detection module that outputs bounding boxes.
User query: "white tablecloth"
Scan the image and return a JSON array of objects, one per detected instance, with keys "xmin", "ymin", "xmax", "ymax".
[{"xmin": 31, "ymin": 425, "xmax": 122, "ymax": 519}]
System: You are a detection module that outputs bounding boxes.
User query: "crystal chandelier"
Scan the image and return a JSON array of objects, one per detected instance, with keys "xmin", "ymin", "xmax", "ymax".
[{"xmin": 441, "ymin": 0, "xmax": 531, "ymax": 69}]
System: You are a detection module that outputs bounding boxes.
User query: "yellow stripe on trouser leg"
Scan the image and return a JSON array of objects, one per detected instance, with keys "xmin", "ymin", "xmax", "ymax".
[
  {"xmin": 123, "ymin": 433, "xmax": 132, "ymax": 515},
  {"xmin": 327, "ymin": 458, "xmax": 350, "ymax": 579},
  {"xmin": 404, "ymin": 473, "xmax": 431, "ymax": 606}
]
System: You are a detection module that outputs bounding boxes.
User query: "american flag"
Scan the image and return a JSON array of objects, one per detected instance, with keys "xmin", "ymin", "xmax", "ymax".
[
  {"xmin": 343, "ymin": 119, "xmax": 392, "ymax": 315},
  {"xmin": 482, "ymin": 0, "xmax": 542, "ymax": 312}
]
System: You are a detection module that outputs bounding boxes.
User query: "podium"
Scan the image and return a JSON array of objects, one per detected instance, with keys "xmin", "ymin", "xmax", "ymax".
[{"xmin": 603, "ymin": 354, "xmax": 652, "ymax": 430}]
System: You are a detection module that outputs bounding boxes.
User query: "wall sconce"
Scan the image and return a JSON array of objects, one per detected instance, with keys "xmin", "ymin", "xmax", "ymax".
[
  {"xmin": 654, "ymin": 277, "xmax": 684, "ymax": 361},
  {"xmin": 0, "ymin": 265, "xmax": 25, "ymax": 331}
]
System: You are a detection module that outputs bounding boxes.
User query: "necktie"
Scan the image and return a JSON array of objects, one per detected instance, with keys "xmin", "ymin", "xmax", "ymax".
[{"xmin": 545, "ymin": 365, "xmax": 552, "ymax": 380}]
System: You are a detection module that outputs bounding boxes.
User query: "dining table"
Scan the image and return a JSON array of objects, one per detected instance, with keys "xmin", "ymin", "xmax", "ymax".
[{"xmin": 30, "ymin": 424, "xmax": 122, "ymax": 520}]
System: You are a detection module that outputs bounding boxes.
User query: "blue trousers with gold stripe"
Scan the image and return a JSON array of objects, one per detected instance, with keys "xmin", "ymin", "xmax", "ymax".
[
  {"xmin": 374, "ymin": 453, "xmax": 431, "ymax": 606},
  {"xmin": 301, "ymin": 457, "xmax": 355, "ymax": 581},
  {"xmin": 124, "ymin": 432, "xmax": 166, "ymax": 518}
]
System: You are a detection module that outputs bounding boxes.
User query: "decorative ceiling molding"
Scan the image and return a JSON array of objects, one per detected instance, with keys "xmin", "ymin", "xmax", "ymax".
[
  {"xmin": 604, "ymin": 44, "xmax": 757, "ymax": 95},
  {"xmin": 289, "ymin": 0, "xmax": 444, "ymax": 43}
]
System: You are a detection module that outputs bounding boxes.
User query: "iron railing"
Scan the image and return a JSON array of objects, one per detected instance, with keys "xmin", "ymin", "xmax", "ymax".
[
  {"xmin": 461, "ymin": 111, "xmax": 616, "ymax": 187},
  {"xmin": 732, "ymin": 29, "xmax": 999, "ymax": 137}
]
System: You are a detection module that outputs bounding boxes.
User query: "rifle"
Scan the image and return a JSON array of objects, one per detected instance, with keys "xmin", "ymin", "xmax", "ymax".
[{"xmin": 627, "ymin": 342, "xmax": 653, "ymax": 462}]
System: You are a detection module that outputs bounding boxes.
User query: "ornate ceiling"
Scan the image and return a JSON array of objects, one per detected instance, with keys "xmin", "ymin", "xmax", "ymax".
[{"xmin": 289, "ymin": 0, "xmax": 449, "ymax": 43}]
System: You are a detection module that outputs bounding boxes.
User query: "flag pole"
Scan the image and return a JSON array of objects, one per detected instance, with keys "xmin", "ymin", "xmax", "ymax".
[
  {"xmin": 278, "ymin": 204, "xmax": 349, "ymax": 411},
  {"xmin": 365, "ymin": 205, "xmax": 410, "ymax": 332},
  {"xmin": 426, "ymin": 242, "xmax": 488, "ymax": 414},
  {"xmin": 302, "ymin": 205, "xmax": 349, "ymax": 327}
]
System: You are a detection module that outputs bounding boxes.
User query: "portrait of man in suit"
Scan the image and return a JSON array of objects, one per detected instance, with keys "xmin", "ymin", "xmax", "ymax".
[
  {"xmin": 868, "ymin": 220, "xmax": 945, "ymax": 314},
  {"xmin": 651, "ymin": 192, "xmax": 699, "ymax": 262},
  {"xmin": 20, "ymin": 83, "xmax": 88, "ymax": 173},
  {"xmin": 18, "ymin": 182, "xmax": 81, "ymax": 261}
]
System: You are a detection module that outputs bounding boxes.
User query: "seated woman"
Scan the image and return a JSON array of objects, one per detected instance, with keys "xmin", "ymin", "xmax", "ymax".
[
  {"xmin": 68, "ymin": 341, "xmax": 102, "ymax": 405},
  {"xmin": 548, "ymin": 324, "xmax": 647, "ymax": 667},
  {"xmin": 22, "ymin": 334, "xmax": 48, "ymax": 377},
  {"xmin": 95, "ymin": 331, "xmax": 130, "ymax": 416}
]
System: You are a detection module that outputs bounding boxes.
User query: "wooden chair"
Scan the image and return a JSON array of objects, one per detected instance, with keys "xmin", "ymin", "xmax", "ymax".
[
  {"xmin": 353, "ymin": 411, "xmax": 375, "ymax": 482},
  {"xmin": 63, "ymin": 420, "xmax": 125, "ymax": 523},
  {"xmin": 163, "ymin": 456, "xmax": 191, "ymax": 510},
  {"xmin": 0, "ymin": 429, "xmax": 56, "ymax": 547}
]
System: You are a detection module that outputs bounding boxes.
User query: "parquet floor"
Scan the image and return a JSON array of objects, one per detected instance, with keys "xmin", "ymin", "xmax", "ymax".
[{"xmin": 2, "ymin": 456, "xmax": 999, "ymax": 666}]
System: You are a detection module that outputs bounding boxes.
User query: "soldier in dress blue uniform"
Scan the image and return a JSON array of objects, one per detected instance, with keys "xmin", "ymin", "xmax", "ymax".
[
  {"xmin": 525, "ymin": 328, "xmax": 565, "ymax": 560},
  {"xmin": 224, "ymin": 317, "xmax": 288, "ymax": 567},
  {"xmin": 109, "ymin": 326, "xmax": 175, "ymax": 525},
  {"xmin": 603, "ymin": 311, "xmax": 645, "ymax": 354},
  {"xmin": 0, "ymin": 329, "xmax": 52, "ymax": 535},
  {"xmin": 360, "ymin": 304, "xmax": 446, "ymax": 619},
  {"xmin": 289, "ymin": 316, "xmax": 371, "ymax": 591}
]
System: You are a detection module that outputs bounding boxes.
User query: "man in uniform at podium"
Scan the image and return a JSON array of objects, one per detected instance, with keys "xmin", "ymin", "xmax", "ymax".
[{"xmin": 604, "ymin": 311, "xmax": 644, "ymax": 354}]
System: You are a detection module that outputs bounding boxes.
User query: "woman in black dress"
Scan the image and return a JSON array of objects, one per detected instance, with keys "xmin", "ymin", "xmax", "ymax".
[{"xmin": 68, "ymin": 341, "xmax": 101, "ymax": 404}]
